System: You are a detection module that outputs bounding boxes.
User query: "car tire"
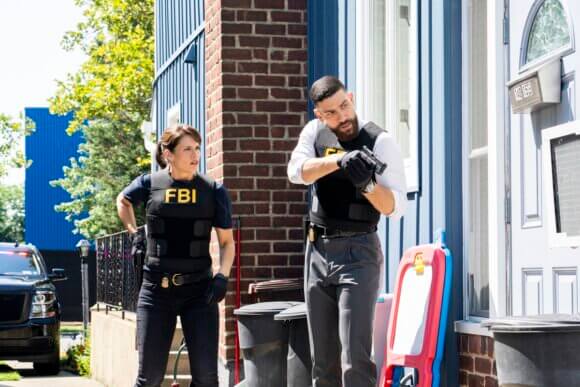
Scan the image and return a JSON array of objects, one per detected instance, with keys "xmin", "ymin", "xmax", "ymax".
[
  {"xmin": 33, "ymin": 357, "xmax": 60, "ymax": 375},
  {"xmin": 33, "ymin": 346, "xmax": 60, "ymax": 376}
]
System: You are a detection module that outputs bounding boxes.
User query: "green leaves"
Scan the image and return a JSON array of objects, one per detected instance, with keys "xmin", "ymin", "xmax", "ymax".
[
  {"xmin": 50, "ymin": 0, "xmax": 154, "ymax": 134},
  {"xmin": 0, "ymin": 114, "xmax": 34, "ymax": 178},
  {"xmin": 0, "ymin": 185, "xmax": 24, "ymax": 243},
  {"xmin": 49, "ymin": 0, "xmax": 153, "ymax": 239}
]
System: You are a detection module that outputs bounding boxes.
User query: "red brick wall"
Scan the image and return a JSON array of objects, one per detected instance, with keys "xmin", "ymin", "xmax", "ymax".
[
  {"xmin": 205, "ymin": 0, "xmax": 308, "ymax": 362},
  {"xmin": 459, "ymin": 334, "xmax": 498, "ymax": 387}
]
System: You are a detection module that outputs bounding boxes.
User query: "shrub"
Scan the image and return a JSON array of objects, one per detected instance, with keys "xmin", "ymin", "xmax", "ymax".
[{"xmin": 63, "ymin": 337, "xmax": 91, "ymax": 376}]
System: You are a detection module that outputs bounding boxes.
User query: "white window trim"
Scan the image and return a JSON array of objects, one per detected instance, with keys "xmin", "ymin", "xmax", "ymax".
[
  {"xmin": 386, "ymin": 0, "xmax": 419, "ymax": 192},
  {"xmin": 166, "ymin": 102, "xmax": 181, "ymax": 128},
  {"xmin": 541, "ymin": 121, "xmax": 580, "ymax": 248},
  {"xmin": 461, "ymin": 0, "xmax": 507, "ymax": 321},
  {"xmin": 356, "ymin": 0, "xmax": 419, "ymax": 193},
  {"xmin": 519, "ymin": 0, "xmax": 575, "ymax": 73}
]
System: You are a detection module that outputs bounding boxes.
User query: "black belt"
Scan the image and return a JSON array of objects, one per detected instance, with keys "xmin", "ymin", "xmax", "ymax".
[
  {"xmin": 143, "ymin": 269, "xmax": 212, "ymax": 288},
  {"xmin": 308, "ymin": 223, "xmax": 376, "ymax": 241}
]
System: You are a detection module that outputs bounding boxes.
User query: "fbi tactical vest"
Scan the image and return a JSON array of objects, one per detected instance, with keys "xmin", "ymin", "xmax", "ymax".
[
  {"xmin": 145, "ymin": 169, "xmax": 215, "ymax": 273},
  {"xmin": 310, "ymin": 121, "xmax": 384, "ymax": 232}
]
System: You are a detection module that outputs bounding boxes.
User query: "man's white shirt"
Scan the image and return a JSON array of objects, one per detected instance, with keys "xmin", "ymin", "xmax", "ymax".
[{"xmin": 287, "ymin": 117, "xmax": 407, "ymax": 220}]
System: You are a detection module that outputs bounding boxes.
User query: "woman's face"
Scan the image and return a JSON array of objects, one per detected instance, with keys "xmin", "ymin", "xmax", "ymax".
[{"xmin": 165, "ymin": 135, "xmax": 201, "ymax": 175}]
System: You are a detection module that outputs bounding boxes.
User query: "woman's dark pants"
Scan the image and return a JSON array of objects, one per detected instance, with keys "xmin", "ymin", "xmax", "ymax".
[{"xmin": 134, "ymin": 278, "xmax": 219, "ymax": 387}]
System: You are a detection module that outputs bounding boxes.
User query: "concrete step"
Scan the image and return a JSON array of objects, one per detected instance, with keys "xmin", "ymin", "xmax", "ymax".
[
  {"xmin": 162, "ymin": 374, "xmax": 192, "ymax": 387},
  {"xmin": 165, "ymin": 350, "xmax": 190, "ymax": 375}
]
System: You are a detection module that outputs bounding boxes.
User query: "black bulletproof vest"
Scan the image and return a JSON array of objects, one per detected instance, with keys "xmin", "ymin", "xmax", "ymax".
[
  {"xmin": 309, "ymin": 121, "xmax": 384, "ymax": 231},
  {"xmin": 145, "ymin": 169, "xmax": 215, "ymax": 273}
]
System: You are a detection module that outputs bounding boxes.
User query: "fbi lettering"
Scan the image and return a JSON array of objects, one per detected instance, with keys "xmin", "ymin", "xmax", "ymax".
[{"xmin": 164, "ymin": 188, "xmax": 197, "ymax": 203}]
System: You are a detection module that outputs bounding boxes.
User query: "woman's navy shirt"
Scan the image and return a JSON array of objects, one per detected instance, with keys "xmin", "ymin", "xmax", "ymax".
[{"xmin": 122, "ymin": 173, "xmax": 233, "ymax": 229}]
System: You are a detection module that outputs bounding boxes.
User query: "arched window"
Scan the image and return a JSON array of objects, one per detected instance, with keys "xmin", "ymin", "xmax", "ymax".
[{"xmin": 522, "ymin": 0, "xmax": 573, "ymax": 69}]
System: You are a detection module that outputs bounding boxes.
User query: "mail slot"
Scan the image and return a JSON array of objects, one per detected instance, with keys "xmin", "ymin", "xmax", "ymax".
[{"xmin": 507, "ymin": 59, "xmax": 561, "ymax": 114}]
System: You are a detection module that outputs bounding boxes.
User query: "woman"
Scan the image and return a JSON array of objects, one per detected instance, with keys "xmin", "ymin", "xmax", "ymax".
[{"xmin": 116, "ymin": 124, "xmax": 234, "ymax": 387}]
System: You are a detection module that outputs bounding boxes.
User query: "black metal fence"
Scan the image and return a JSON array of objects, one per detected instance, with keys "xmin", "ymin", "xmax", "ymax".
[{"xmin": 95, "ymin": 227, "xmax": 144, "ymax": 313}]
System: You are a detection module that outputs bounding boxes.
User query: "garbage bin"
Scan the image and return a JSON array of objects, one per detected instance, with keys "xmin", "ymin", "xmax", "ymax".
[
  {"xmin": 275, "ymin": 302, "xmax": 312, "ymax": 387},
  {"xmin": 234, "ymin": 301, "xmax": 301, "ymax": 387},
  {"xmin": 484, "ymin": 314, "xmax": 580, "ymax": 387}
]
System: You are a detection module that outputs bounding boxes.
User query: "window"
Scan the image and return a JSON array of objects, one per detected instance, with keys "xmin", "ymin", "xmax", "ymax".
[
  {"xmin": 541, "ymin": 122, "xmax": 580, "ymax": 247},
  {"xmin": 464, "ymin": 0, "xmax": 489, "ymax": 318},
  {"xmin": 522, "ymin": 0, "xmax": 573, "ymax": 69},
  {"xmin": 356, "ymin": 0, "xmax": 419, "ymax": 191}
]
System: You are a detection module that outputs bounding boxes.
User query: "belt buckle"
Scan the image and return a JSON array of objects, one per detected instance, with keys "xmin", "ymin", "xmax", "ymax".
[
  {"xmin": 308, "ymin": 226, "xmax": 316, "ymax": 242},
  {"xmin": 171, "ymin": 273, "xmax": 182, "ymax": 286},
  {"xmin": 161, "ymin": 276, "xmax": 170, "ymax": 288}
]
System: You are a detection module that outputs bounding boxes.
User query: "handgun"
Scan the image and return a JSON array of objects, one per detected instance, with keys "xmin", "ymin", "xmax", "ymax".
[{"xmin": 361, "ymin": 145, "xmax": 387, "ymax": 175}]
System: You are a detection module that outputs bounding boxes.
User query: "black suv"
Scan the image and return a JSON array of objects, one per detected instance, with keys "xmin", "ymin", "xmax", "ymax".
[{"xmin": 0, "ymin": 242, "xmax": 67, "ymax": 375}]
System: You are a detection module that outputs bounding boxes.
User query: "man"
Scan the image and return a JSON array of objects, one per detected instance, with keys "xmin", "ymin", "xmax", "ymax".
[{"xmin": 287, "ymin": 76, "xmax": 407, "ymax": 386}]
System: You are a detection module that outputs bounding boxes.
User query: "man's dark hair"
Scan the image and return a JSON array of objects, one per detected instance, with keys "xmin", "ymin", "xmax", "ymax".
[{"xmin": 309, "ymin": 76, "xmax": 345, "ymax": 104}]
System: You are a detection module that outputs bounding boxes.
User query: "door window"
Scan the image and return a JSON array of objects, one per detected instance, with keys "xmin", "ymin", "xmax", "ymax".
[{"xmin": 523, "ymin": 0, "xmax": 572, "ymax": 67}]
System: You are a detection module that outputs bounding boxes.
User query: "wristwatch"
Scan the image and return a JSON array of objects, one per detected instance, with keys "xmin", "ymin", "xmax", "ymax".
[{"xmin": 361, "ymin": 179, "xmax": 376, "ymax": 194}]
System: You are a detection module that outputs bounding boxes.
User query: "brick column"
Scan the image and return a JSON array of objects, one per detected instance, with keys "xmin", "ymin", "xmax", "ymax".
[
  {"xmin": 458, "ymin": 334, "xmax": 498, "ymax": 387},
  {"xmin": 205, "ymin": 0, "xmax": 308, "ymax": 372}
]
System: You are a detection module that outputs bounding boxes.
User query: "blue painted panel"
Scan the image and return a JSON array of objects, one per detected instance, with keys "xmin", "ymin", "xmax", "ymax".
[
  {"xmin": 307, "ymin": 0, "xmax": 356, "ymax": 115},
  {"xmin": 307, "ymin": 0, "xmax": 338, "ymax": 116},
  {"xmin": 441, "ymin": 1, "xmax": 463, "ymax": 386},
  {"xmin": 24, "ymin": 108, "xmax": 83, "ymax": 251}
]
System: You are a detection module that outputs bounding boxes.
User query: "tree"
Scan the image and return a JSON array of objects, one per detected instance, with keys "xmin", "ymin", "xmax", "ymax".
[
  {"xmin": 0, "ymin": 114, "xmax": 33, "ymax": 178},
  {"xmin": 50, "ymin": 120, "xmax": 148, "ymax": 238},
  {"xmin": 49, "ymin": 0, "xmax": 154, "ymax": 239},
  {"xmin": 0, "ymin": 185, "xmax": 24, "ymax": 243}
]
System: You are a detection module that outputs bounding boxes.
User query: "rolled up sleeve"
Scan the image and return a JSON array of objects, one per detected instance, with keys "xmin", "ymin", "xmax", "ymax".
[
  {"xmin": 287, "ymin": 120, "xmax": 318, "ymax": 185},
  {"xmin": 373, "ymin": 132, "xmax": 408, "ymax": 220}
]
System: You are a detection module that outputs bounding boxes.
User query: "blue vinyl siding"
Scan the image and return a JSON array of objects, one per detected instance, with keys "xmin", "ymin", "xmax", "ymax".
[
  {"xmin": 154, "ymin": 0, "xmax": 205, "ymax": 170},
  {"xmin": 24, "ymin": 108, "xmax": 83, "ymax": 251},
  {"xmin": 386, "ymin": 1, "xmax": 463, "ymax": 385},
  {"xmin": 155, "ymin": 0, "xmax": 204, "ymax": 69}
]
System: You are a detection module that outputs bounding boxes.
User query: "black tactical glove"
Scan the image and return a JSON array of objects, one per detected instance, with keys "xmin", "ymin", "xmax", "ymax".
[
  {"xmin": 130, "ymin": 232, "xmax": 146, "ymax": 261},
  {"xmin": 206, "ymin": 273, "xmax": 228, "ymax": 304},
  {"xmin": 339, "ymin": 150, "xmax": 376, "ymax": 189}
]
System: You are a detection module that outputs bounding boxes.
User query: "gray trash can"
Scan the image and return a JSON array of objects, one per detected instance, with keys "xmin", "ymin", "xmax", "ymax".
[
  {"xmin": 275, "ymin": 302, "xmax": 312, "ymax": 387},
  {"xmin": 484, "ymin": 314, "xmax": 580, "ymax": 387},
  {"xmin": 234, "ymin": 301, "xmax": 301, "ymax": 387}
]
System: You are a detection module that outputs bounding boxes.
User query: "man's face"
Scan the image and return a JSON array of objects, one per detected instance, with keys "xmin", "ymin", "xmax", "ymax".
[{"xmin": 314, "ymin": 89, "xmax": 358, "ymax": 141}]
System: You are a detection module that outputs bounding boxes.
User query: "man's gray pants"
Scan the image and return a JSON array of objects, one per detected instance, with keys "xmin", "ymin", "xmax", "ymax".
[{"xmin": 305, "ymin": 231, "xmax": 383, "ymax": 387}]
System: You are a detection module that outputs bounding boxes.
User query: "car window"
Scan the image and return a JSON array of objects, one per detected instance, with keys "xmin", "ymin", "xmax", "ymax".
[{"xmin": 0, "ymin": 251, "xmax": 42, "ymax": 276}]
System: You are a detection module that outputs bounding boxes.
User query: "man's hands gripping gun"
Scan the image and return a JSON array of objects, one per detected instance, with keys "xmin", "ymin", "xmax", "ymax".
[{"xmin": 339, "ymin": 146, "xmax": 387, "ymax": 191}]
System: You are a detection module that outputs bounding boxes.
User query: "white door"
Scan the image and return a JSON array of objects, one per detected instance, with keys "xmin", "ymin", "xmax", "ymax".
[{"xmin": 509, "ymin": 0, "xmax": 580, "ymax": 315}]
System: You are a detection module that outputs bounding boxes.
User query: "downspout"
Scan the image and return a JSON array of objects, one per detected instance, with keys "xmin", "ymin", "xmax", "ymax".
[{"xmin": 503, "ymin": 0, "xmax": 513, "ymax": 316}]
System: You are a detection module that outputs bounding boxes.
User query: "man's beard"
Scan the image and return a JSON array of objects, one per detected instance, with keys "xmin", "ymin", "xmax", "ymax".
[{"xmin": 329, "ymin": 117, "xmax": 358, "ymax": 141}]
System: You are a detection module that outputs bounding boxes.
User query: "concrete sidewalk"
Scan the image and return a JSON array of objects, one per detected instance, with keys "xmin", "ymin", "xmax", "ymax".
[{"xmin": 0, "ymin": 362, "xmax": 104, "ymax": 387}]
